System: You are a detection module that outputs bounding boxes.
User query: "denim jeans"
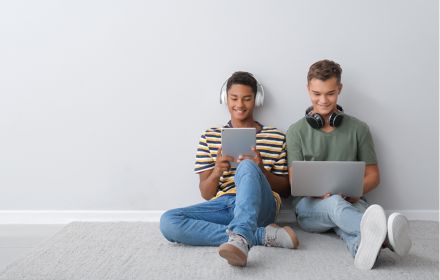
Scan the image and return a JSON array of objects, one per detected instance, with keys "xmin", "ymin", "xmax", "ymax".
[
  {"xmin": 295, "ymin": 195, "xmax": 369, "ymax": 256},
  {"xmin": 160, "ymin": 160, "xmax": 277, "ymax": 247}
]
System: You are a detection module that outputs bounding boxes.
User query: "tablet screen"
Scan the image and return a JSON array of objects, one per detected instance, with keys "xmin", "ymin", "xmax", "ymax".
[{"xmin": 221, "ymin": 128, "xmax": 256, "ymax": 167}]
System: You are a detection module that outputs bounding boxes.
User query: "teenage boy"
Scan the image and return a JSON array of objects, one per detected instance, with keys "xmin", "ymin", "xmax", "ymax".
[
  {"xmin": 160, "ymin": 71, "xmax": 299, "ymax": 267},
  {"xmin": 287, "ymin": 59, "xmax": 411, "ymax": 270}
]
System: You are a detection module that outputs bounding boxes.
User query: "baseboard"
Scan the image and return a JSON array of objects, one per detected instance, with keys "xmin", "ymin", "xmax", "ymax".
[
  {"xmin": 0, "ymin": 211, "xmax": 165, "ymax": 224},
  {"xmin": 276, "ymin": 209, "xmax": 439, "ymax": 224},
  {"xmin": 384, "ymin": 210, "xmax": 439, "ymax": 222},
  {"xmin": 0, "ymin": 209, "xmax": 437, "ymax": 224}
]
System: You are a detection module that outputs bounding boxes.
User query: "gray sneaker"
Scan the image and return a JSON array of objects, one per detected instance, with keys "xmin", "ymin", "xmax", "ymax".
[
  {"xmin": 264, "ymin": 224, "xmax": 299, "ymax": 249},
  {"xmin": 354, "ymin": 204, "xmax": 387, "ymax": 270},
  {"xmin": 387, "ymin": 212, "xmax": 411, "ymax": 257},
  {"xmin": 218, "ymin": 232, "xmax": 249, "ymax": 267}
]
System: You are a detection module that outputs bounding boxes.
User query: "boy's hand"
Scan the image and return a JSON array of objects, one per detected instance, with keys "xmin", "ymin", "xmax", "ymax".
[
  {"xmin": 213, "ymin": 147, "xmax": 234, "ymax": 177},
  {"xmin": 344, "ymin": 196, "xmax": 360, "ymax": 203},
  {"xmin": 237, "ymin": 147, "xmax": 264, "ymax": 170},
  {"xmin": 312, "ymin": 192, "xmax": 332, "ymax": 199}
]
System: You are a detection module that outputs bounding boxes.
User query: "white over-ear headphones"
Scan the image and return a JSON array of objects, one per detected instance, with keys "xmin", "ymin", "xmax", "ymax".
[{"xmin": 219, "ymin": 74, "xmax": 265, "ymax": 107}]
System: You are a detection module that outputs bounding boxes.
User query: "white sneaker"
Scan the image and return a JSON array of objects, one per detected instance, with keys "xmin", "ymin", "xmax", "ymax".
[
  {"xmin": 218, "ymin": 232, "xmax": 249, "ymax": 267},
  {"xmin": 387, "ymin": 212, "xmax": 411, "ymax": 257},
  {"xmin": 264, "ymin": 224, "xmax": 299, "ymax": 249},
  {"xmin": 354, "ymin": 204, "xmax": 387, "ymax": 270}
]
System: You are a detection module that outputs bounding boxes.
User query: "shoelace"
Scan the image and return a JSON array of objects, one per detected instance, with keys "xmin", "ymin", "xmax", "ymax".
[
  {"xmin": 229, "ymin": 233, "xmax": 249, "ymax": 250},
  {"xmin": 265, "ymin": 228, "xmax": 280, "ymax": 247}
]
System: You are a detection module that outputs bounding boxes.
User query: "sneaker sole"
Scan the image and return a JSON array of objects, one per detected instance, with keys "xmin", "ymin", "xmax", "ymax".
[
  {"xmin": 269, "ymin": 224, "xmax": 300, "ymax": 249},
  {"xmin": 218, "ymin": 243, "xmax": 247, "ymax": 267},
  {"xmin": 388, "ymin": 213, "xmax": 411, "ymax": 257},
  {"xmin": 354, "ymin": 204, "xmax": 387, "ymax": 270}
]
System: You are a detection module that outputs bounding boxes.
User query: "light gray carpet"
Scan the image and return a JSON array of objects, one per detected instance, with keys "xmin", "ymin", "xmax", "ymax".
[{"xmin": 0, "ymin": 221, "xmax": 438, "ymax": 280}]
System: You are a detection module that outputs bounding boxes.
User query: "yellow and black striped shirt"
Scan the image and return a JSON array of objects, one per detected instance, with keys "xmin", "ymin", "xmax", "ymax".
[{"xmin": 194, "ymin": 122, "xmax": 288, "ymax": 208}]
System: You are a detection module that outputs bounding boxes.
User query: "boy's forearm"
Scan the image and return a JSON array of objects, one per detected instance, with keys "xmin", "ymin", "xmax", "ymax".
[
  {"xmin": 362, "ymin": 164, "xmax": 380, "ymax": 195},
  {"xmin": 199, "ymin": 171, "xmax": 221, "ymax": 200}
]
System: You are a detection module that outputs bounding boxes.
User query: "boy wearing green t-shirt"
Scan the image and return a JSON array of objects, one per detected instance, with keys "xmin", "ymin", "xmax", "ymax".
[{"xmin": 287, "ymin": 60, "xmax": 412, "ymax": 270}]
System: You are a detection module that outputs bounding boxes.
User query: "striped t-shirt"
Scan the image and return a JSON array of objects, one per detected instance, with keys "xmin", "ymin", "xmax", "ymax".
[{"xmin": 194, "ymin": 122, "xmax": 288, "ymax": 208}]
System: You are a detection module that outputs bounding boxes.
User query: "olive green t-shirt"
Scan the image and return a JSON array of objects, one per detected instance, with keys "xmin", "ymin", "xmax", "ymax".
[{"xmin": 286, "ymin": 114, "xmax": 378, "ymax": 208}]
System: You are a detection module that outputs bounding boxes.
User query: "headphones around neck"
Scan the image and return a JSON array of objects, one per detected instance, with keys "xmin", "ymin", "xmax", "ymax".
[
  {"xmin": 219, "ymin": 75, "xmax": 265, "ymax": 107},
  {"xmin": 305, "ymin": 104, "xmax": 344, "ymax": 129}
]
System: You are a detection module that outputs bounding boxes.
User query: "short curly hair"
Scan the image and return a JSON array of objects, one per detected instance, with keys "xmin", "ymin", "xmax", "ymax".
[
  {"xmin": 307, "ymin": 60, "xmax": 342, "ymax": 84},
  {"xmin": 226, "ymin": 71, "xmax": 258, "ymax": 96}
]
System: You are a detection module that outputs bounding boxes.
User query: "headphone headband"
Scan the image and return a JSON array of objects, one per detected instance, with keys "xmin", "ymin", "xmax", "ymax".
[{"xmin": 219, "ymin": 74, "xmax": 265, "ymax": 107}]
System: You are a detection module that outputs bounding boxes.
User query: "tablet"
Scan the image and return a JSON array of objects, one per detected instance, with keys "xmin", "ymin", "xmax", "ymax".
[
  {"xmin": 221, "ymin": 128, "xmax": 256, "ymax": 167},
  {"xmin": 290, "ymin": 161, "xmax": 365, "ymax": 197}
]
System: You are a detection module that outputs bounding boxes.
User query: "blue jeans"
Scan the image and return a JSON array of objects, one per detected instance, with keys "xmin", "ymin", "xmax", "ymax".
[
  {"xmin": 160, "ymin": 160, "xmax": 277, "ymax": 247},
  {"xmin": 295, "ymin": 195, "xmax": 369, "ymax": 256}
]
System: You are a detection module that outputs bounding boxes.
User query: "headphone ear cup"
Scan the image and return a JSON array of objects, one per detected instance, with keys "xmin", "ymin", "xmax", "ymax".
[
  {"xmin": 329, "ymin": 113, "xmax": 344, "ymax": 127},
  {"xmin": 305, "ymin": 107, "xmax": 324, "ymax": 129},
  {"xmin": 329, "ymin": 105, "xmax": 344, "ymax": 127},
  {"xmin": 255, "ymin": 90, "xmax": 263, "ymax": 106},
  {"xmin": 255, "ymin": 83, "xmax": 264, "ymax": 107},
  {"xmin": 255, "ymin": 91, "xmax": 261, "ymax": 106},
  {"xmin": 219, "ymin": 81, "xmax": 227, "ymax": 105}
]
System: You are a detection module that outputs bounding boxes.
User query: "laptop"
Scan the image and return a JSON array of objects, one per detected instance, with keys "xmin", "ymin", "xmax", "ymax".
[{"xmin": 290, "ymin": 161, "xmax": 365, "ymax": 197}]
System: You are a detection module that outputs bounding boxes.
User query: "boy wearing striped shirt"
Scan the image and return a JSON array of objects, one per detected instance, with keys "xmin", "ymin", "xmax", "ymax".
[{"xmin": 160, "ymin": 71, "xmax": 299, "ymax": 267}]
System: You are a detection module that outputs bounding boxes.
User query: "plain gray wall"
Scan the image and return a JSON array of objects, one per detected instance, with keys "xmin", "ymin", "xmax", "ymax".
[{"xmin": 0, "ymin": 0, "xmax": 438, "ymax": 212}]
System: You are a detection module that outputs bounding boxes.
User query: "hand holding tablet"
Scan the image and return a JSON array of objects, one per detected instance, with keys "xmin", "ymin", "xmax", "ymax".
[{"xmin": 221, "ymin": 128, "xmax": 256, "ymax": 167}]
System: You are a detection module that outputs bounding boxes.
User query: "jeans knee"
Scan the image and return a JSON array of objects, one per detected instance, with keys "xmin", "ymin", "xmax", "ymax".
[
  {"xmin": 325, "ymin": 194, "xmax": 346, "ymax": 208},
  {"xmin": 237, "ymin": 159, "xmax": 258, "ymax": 171},
  {"xmin": 235, "ymin": 159, "xmax": 261, "ymax": 180},
  {"xmin": 297, "ymin": 195, "xmax": 346, "ymax": 217},
  {"xmin": 160, "ymin": 209, "xmax": 180, "ymax": 242},
  {"xmin": 296, "ymin": 211, "xmax": 327, "ymax": 233},
  {"xmin": 325, "ymin": 194, "xmax": 353, "ymax": 216}
]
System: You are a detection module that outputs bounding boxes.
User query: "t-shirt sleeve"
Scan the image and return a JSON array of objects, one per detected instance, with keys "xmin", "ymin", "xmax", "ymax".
[
  {"xmin": 357, "ymin": 124, "xmax": 378, "ymax": 164},
  {"xmin": 194, "ymin": 131, "xmax": 215, "ymax": 173},
  {"xmin": 286, "ymin": 125, "xmax": 304, "ymax": 165},
  {"xmin": 271, "ymin": 140, "xmax": 288, "ymax": 175}
]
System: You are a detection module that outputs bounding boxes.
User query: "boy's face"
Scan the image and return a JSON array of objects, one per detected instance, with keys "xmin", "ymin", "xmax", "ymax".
[
  {"xmin": 227, "ymin": 84, "xmax": 256, "ymax": 122},
  {"xmin": 307, "ymin": 77, "xmax": 342, "ymax": 117}
]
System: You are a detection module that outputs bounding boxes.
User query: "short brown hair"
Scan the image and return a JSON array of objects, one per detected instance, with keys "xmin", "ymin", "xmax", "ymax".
[{"xmin": 307, "ymin": 59, "xmax": 342, "ymax": 84}]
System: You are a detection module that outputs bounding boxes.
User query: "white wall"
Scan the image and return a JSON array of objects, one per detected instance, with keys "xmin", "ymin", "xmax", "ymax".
[{"xmin": 0, "ymin": 1, "xmax": 438, "ymax": 216}]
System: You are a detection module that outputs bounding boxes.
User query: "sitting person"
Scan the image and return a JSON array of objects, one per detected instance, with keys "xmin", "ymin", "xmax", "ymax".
[
  {"xmin": 287, "ymin": 59, "xmax": 411, "ymax": 270},
  {"xmin": 160, "ymin": 71, "xmax": 299, "ymax": 267}
]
